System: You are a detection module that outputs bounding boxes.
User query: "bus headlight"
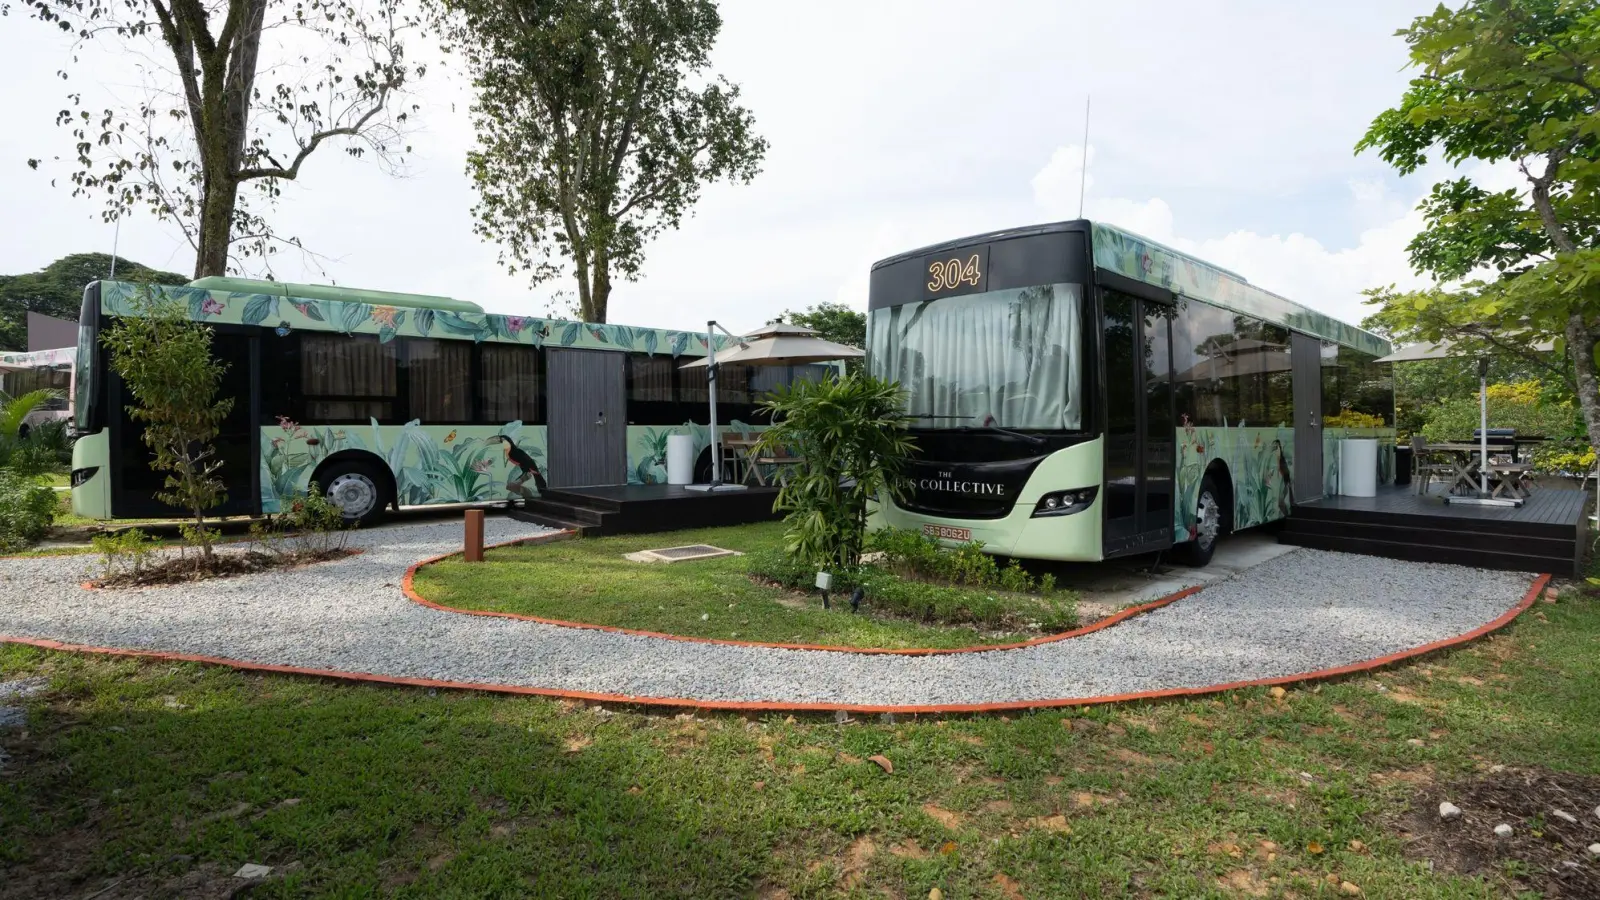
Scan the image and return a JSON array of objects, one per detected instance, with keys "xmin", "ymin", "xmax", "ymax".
[{"xmin": 1031, "ymin": 486, "xmax": 1097, "ymax": 517}]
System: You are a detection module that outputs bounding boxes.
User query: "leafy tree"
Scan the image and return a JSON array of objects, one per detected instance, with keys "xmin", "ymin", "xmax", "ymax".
[
  {"xmin": 100, "ymin": 290, "xmax": 232, "ymax": 560},
  {"xmin": 15, "ymin": 0, "xmax": 426, "ymax": 278},
  {"xmin": 0, "ymin": 253, "xmax": 185, "ymax": 350},
  {"xmin": 1355, "ymin": 0, "xmax": 1600, "ymax": 449},
  {"xmin": 439, "ymin": 0, "xmax": 768, "ymax": 322},
  {"xmin": 770, "ymin": 302, "xmax": 866, "ymax": 348},
  {"xmin": 754, "ymin": 373, "xmax": 914, "ymax": 575}
]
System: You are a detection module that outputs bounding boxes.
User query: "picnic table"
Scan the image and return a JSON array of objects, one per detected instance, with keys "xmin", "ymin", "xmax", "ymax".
[{"xmin": 1423, "ymin": 440, "xmax": 1537, "ymax": 500}]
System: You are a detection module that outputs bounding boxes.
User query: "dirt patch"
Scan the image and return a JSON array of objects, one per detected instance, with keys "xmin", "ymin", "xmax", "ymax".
[
  {"xmin": 89, "ymin": 547, "xmax": 358, "ymax": 589},
  {"xmin": 1394, "ymin": 767, "xmax": 1600, "ymax": 898}
]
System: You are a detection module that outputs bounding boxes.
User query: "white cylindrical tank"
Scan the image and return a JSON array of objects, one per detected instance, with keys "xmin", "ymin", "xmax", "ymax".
[
  {"xmin": 1339, "ymin": 438, "xmax": 1379, "ymax": 497},
  {"xmin": 666, "ymin": 434, "xmax": 696, "ymax": 485}
]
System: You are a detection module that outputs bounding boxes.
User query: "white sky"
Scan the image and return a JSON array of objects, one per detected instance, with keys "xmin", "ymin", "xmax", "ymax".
[{"xmin": 0, "ymin": 0, "xmax": 1498, "ymax": 335}]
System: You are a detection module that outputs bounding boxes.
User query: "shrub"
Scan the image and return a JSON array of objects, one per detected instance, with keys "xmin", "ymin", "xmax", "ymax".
[
  {"xmin": 92, "ymin": 528, "xmax": 156, "ymax": 581},
  {"xmin": 756, "ymin": 372, "xmax": 915, "ymax": 573},
  {"xmin": 250, "ymin": 482, "xmax": 352, "ymax": 557},
  {"xmin": 101, "ymin": 288, "xmax": 233, "ymax": 561},
  {"xmin": 0, "ymin": 470, "xmax": 58, "ymax": 551},
  {"xmin": 869, "ymin": 527, "xmax": 1059, "ymax": 594},
  {"xmin": 745, "ymin": 542, "xmax": 1076, "ymax": 632},
  {"xmin": 1420, "ymin": 380, "xmax": 1583, "ymax": 442}
]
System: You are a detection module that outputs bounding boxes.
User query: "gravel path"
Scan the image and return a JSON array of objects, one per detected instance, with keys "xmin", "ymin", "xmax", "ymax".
[{"xmin": 0, "ymin": 520, "xmax": 1537, "ymax": 709}]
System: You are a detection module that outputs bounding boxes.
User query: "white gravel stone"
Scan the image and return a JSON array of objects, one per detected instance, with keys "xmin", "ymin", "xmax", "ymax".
[
  {"xmin": 1553, "ymin": 809, "xmax": 1578, "ymax": 824},
  {"xmin": 1440, "ymin": 802, "xmax": 1463, "ymax": 821},
  {"xmin": 0, "ymin": 524, "xmax": 1538, "ymax": 708},
  {"xmin": 1494, "ymin": 824, "xmax": 1514, "ymax": 838},
  {"xmin": 1588, "ymin": 843, "xmax": 1600, "ymax": 857}
]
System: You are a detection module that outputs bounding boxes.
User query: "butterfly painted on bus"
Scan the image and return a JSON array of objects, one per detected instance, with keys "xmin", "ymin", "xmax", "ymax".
[
  {"xmin": 444, "ymin": 430, "xmax": 458, "ymax": 444},
  {"xmin": 275, "ymin": 321, "xmax": 292, "ymax": 337}
]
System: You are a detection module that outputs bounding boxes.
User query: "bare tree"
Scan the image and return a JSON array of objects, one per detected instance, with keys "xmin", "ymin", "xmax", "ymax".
[{"xmin": 14, "ymin": 0, "xmax": 427, "ymax": 277}]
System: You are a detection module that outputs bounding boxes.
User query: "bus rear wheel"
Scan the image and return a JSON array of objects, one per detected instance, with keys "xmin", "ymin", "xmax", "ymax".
[
  {"xmin": 1177, "ymin": 475, "xmax": 1224, "ymax": 567},
  {"xmin": 319, "ymin": 461, "xmax": 391, "ymax": 527}
]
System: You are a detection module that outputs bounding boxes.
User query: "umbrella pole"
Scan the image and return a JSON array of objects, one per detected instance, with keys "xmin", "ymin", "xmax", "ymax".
[
  {"xmin": 1447, "ymin": 356, "xmax": 1521, "ymax": 507},
  {"xmin": 685, "ymin": 320, "xmax": 748, "ymax": 493},
  {"xmin": 708, "ymin": 320, "xmax": 722, "ymax": 487}
]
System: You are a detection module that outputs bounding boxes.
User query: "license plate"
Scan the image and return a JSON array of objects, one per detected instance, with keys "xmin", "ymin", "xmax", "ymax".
[{"xmin": 923, "ymin": 524, "xmax": 971, "ymax": 542}]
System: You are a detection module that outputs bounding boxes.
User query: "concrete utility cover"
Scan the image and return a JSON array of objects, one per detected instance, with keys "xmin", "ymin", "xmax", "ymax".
[{"xmin": 626, "ymin": 544, "xmax": 741, "ymax": 563}]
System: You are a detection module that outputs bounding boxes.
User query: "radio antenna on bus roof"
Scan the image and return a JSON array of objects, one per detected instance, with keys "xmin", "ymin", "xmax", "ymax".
[{"xmin": 1077, "ymin": 95, "xmax": 1091, "ymax": 219}]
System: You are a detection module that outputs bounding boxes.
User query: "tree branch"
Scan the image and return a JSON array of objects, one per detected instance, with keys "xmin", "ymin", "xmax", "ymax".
[{"xmin": 236, "ymin": 87, "xmax": 390, "ymax": 181}]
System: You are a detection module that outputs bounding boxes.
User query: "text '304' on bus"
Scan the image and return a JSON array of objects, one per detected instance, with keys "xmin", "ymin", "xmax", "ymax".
[
  {"xmin": 865, "ymin": 219, "xmax": 1395, "ymax": 567},
  {"xmin": 70, "ymin": 277, "xmax": 829, "ymax": 525}
]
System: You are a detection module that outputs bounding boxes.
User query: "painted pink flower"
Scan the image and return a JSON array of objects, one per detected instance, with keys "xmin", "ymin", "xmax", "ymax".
[
  {"xmin": 370, "ymin": 305, "xmax": 400, "ymax": 328},
  {"xmin": 201, "ymin": 296, "xmax": 225, "ymax": 315},
  {"xmin": 506, "ymin": 316, "xmax": 526, "ymax": 335},
  {"xmin": 277, "ymin": 415, "xmax": 299, "ymax": 433},
  {"xmin": 471, "ymin": 458, "xmax": 493, "ymax": 474},
  {"xmin": 271, "ymin": 438, "xmax": 284, "ymax": 449},
  {"xmin": 292, "ymin": 301, "xmax": 313, "ymax": 317}
]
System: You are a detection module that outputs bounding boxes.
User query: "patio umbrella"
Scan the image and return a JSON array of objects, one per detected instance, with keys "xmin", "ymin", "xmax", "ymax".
[
  {"xmin": 677, "ymin": 323, "xmax": 864, "ymax": 368},
  {"xmin": 678, "ymin": 322, "xmax": 862, "ymax": 491},
  {"xmin": 1375, "ymin": 337, "xmax": 1556, "ymax": 507}
]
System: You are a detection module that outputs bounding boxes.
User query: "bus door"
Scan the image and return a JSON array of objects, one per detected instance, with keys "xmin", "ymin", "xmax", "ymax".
[
  {"xmin": 545, "ymin": 348, "xmax": 627, "ymax": 487},
  {"xmin": 1101, "ymin": 289, "xmax": 1175, "ymax": 557},
  {"xmin": 109, "ymin": 329, "xmax": 259, "ymax": 518},
  {"xmin": 1290, "ymin": 332, "xmax": 1323, "ymax": 502}
]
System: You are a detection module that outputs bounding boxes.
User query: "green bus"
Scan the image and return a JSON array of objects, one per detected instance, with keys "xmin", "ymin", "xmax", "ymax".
[
  {"xmin": 71, "ymin": 277, "xmax": 817, "ymax": 523},
  {"xmin": 866, "ymin": 220, "xmax": 1395, "ymax": 565}
]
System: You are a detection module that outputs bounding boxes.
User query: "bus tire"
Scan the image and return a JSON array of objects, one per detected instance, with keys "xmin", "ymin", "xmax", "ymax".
[
  {"xmin": 1176, "ymin": 474, "xmax": 1224, "ymax": 567},
  {"xmin": 318, "ymin": 460, "xmax": 391, "ymax": 527}
]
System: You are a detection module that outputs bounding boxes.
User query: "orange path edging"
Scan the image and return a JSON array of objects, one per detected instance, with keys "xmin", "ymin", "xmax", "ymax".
[
  {"xmin": 400, "ymin": 530, "xmax": 1200, "ymax": 656},
  {"xmin": 0, "ymin": 565, "xmax": 1550, "ymax": 713}
]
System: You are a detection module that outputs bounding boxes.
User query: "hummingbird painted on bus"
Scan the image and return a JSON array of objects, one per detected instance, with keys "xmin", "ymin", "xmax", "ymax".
[{"xmin": 489, "ymin": 434, "xmax": 548, "ymax": 498}]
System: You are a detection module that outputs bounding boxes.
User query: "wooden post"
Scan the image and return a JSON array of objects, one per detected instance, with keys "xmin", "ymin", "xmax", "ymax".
[{"xmin": 464, "ymin": 509, "xmax": 485, "ymax": 562}]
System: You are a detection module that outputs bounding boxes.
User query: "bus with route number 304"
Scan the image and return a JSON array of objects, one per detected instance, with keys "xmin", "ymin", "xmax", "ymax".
[{"xmin": 865, "ymin": 219, "xmax": 1396, "ymax": 566}]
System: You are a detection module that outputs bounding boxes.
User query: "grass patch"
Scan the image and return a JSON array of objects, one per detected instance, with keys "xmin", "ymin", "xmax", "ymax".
[
  {"xmin": 412, "ymin": 522, "xmax": 1068, "ymax": 650},
  {"xmin": 1, "ymin": 582, "xmax": 1595, "ymax": 897}
]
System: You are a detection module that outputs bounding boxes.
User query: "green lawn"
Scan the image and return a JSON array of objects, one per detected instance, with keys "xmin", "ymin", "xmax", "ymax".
[
  {"xmin": 2, "ymin": 584, "xmax": 1595, "ymax": 897},
  {"xmin": 412, "ymin": 522, "xmax": 1055, "ymax": 650}
]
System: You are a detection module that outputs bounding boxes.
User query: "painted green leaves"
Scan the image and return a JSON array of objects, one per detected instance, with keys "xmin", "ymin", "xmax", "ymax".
[{"xmin": 241, "ymin": 294, "xmax": 280, "ymax": 326}]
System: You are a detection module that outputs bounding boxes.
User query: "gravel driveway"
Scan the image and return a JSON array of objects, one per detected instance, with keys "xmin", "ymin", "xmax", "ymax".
[{"xmin": 0, "ymin": 520, "xmax": 1538, "ymax": 710}]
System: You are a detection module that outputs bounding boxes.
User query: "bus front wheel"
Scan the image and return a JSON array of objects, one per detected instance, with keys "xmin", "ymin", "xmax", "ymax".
[
  {"xmin": 319, "ymin": 461, "xmax": 391, "ymax": 527},
  {"xmin": 1177, "ymin": 475, "xmax": 1224, "ymax": 567}
]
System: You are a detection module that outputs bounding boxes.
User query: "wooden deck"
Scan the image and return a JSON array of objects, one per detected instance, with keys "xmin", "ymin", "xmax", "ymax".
[
  {"xmin": 1279, "ymin": 481, "xmax": 1588, "ymax": 577},
  {"xmin": 508, "ymin": 483, "xmax": 782, "ymax": 535}
]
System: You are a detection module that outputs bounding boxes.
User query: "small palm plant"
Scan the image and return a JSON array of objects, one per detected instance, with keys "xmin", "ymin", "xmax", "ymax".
[
  {"xmin": 753, "ymin": 372, "xmax": 915, "ymax": 575},
  {"xmin": 0, "ymin": 389, "xmax": 67, "ymax": 477}
]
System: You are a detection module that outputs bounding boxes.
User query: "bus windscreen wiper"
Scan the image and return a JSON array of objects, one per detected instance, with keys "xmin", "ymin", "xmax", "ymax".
[{"xmin": 903, "ymin": 413, "xmax": 1046, "ymax": 446}]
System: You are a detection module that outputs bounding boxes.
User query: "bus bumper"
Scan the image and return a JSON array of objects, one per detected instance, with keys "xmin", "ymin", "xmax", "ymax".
[
  {"xmin": 868, "ymin": 438, "xmax": 1106, "ymax": 562},
  {"xmin": 70, "ymin": 429, "xmax": 111, "ymax": 520}
]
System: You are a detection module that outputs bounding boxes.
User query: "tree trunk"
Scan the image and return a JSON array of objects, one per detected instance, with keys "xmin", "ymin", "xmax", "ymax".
[
  {"xmin": 194, "ymin": 175, "xmax": 240, "ymax": 278},
  {"xmin": 1566, "ymin": 312, "xmax": 1600, "ymax": 453},
  {"xmin": 581, "ymin": 247, "xmax": 612, "ymax": 323}
]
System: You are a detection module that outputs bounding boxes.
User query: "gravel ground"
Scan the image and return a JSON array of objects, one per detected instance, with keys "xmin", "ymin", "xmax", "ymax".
[{"xmin": 0, "ymin": 520, "xmax": 1536, "ymax": 709}]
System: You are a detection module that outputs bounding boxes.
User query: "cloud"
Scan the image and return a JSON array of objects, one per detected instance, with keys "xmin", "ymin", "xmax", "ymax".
[{"xmin": 1022, "ymin": 144, "xmax": 1439, "ymax": 328}]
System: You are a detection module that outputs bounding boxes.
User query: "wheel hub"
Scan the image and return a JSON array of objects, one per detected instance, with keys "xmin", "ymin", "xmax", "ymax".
[
  {"xmin": 327, "ymin": 473, "xmax": 377, "ymax": 519},
  {"xmin": 1195, "ymin": 490, "xmax": 1221, "ymax": 549}
]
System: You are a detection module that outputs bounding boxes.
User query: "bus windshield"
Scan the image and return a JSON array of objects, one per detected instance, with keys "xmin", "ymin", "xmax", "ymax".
[{"xmin": 867, "ymin": 283, "xmax": 1083, "ymax": 431}]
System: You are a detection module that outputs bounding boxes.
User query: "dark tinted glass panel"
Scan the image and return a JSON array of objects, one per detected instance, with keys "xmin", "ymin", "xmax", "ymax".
[
  {"xmin": 1103, "ymin": 293, "xmax": 1137, "ymax": 523},
  {"xmin": 1320, "ymin": 343, "xmax": 1394, "ymax": 426},
  {"xmin": 628, "ymin": 356, "xmax": 673, "ymax": 402},
  {"xmin": 1172, "ymin": 301, "xmax": 1292, "ymax": 428},
  {"xmin": 6, "ymin": 367, "xmax": 72, "ymax": 409},
  {"xmin": 480, "ymin": 343, "xmax": 541, "ymax": 424},
  {"xmin": 1144, "ymin": 305, "xmax": 1174, "ymax": 521},
  {"xmin": 403, "ymin": 338, "xmax": 470, "ymax": 423},
  {"xmin": 301, "ymin": 333, "xmax": 396, "ymax": 422}
]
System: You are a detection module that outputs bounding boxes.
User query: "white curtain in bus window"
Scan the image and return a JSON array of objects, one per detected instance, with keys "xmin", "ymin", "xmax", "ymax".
[
  {"xmin": 868, "ymin": 284, "xmax": 1082, "ymax": 429},
  {"xmin": 404, "ymin": 339, "xmax": 470, "ymax": 422},
  {"xmin": 480, "ymin": 344, "xmax": 540, "ymax": 423},
  {"xmin": 301, "ymin": 333, "xmax": 397, "ymax": 422}
]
